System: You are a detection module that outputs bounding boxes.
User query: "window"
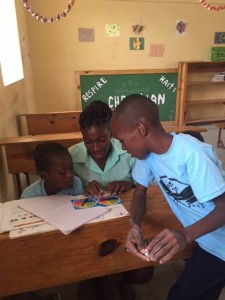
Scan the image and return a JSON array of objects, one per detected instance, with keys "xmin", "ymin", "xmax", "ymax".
[{"xmin": 0, "ymin": 0, "xmax": 24, "ymax": 86}]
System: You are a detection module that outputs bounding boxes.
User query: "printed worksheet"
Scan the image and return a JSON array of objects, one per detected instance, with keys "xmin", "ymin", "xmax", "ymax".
[{"xmin": 0, "ymin": 200, "xmax": 46, "ymax": 233}]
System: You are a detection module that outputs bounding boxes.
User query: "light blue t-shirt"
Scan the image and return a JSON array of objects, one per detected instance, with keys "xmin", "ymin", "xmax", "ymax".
[
  {"xmin": 132, "ymin": 132, "xmax": 225, "ymax": 261},
  {"xmin": 69, "ymin": 138, "xmax": 136, "ymax": 189},
  {"xmin": 21, "ymin": 176, "xmax": 83, "ymax": 199}
]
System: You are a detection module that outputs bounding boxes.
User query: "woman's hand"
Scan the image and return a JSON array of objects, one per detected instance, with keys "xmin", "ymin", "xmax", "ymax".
[
  {"xmin": 85, "ymin": 180, "xmax": 103, "ymax": 197},
  {"xmin": 107, "ymin": 181, "xmax": 135, "ymax": 194}
]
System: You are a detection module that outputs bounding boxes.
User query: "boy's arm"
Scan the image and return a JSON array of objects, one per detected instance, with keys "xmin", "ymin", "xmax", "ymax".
[
  {"xmin": 182, "ymin": 192, "xmax": 225, "ymax": 243},
  {"xmin": 146, "ymin": 192, "xmax": 225, "ymax": 264},
  {"xmin": 126, "ymin": 184, "xmax": 149, "ymax": 260}
]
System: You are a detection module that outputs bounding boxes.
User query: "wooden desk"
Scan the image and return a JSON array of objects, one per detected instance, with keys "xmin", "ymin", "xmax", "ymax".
[
  {"xmin": 0, "ymin": 185, "xmax": 195, "ymax": 297},
  {"xmin": 215, "ymin": 122, "xmax": 225, "ymax": 149},
  {"xmin": 0, "ymin": 126, "xmax": 207, "ymax": 197}
]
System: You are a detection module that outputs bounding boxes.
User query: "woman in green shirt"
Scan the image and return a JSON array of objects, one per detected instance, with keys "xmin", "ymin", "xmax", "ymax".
[{"xmin": 69, "ymin": 100, "xmax": 153, "ymax": 300}]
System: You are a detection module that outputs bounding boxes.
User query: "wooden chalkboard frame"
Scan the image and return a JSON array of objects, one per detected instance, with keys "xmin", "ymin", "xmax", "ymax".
[{"xmin": 75, "ymin": 69, "xmax": 179, "ymax": 125}]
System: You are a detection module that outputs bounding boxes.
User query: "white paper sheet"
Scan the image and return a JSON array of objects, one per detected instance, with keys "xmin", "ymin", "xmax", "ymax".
[{"xmin": 18, "ymin": 195, "xmax": 109, "ymax": 235}]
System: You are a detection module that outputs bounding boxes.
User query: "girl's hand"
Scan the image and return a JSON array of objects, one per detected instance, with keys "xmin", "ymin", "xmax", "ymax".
[
  {"xmin": 85, "ymin": 180, "xmax": 103, "ymax": 197},
  {"xmin": 107, "ymin": 181, "xmax": 135, "ymax": 194}
]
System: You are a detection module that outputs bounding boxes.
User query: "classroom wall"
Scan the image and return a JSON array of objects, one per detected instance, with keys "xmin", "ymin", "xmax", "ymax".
[
  {"xmin": 1, "ymin": 0, "xmax": 225, "ymax": 201},
  {"xmin": 0, "ymin": 1, "xmax": 36, "ymax": 201},
  {"xmin": 24, "ymin": 0, "xmax": 225, "ymax": 112}
]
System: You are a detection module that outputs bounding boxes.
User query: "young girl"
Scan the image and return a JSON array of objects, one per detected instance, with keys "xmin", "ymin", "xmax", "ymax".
[
  {"xmin": 17, "ymin": 142, "xmax": 83, "ymax": 300},
  {"xmin": 21, "ymin": 142, "xmax": 83, "ymax": 198},
  {"xmin": 69, "ymin": 100, "xmax": 136, "ymax": 197},
  {"xmin": 69, "ymin": 100, "xmax": 154, "ymax": 300}
]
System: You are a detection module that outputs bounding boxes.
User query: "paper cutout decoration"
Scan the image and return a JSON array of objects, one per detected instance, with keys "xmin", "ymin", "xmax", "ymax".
[
  {"xmin": 78, "ymin": 28, "xmax": 95, "ymax": 42},
  {"xmin": 149, "ymin": 44, "xmax": 165, "ymax": 57},
  {"xmin": 130, "ymin": 37, "xmax": 144, "ymax": 50},
  {"xmin": 132, "ymin": 24, "xmax": 145, "ymax": 35},
  {"xmin": 176, "ymin": 20, "xmax": 187, "ymax": 36},
  {"xmin": 105, "ymin": 24, "xmax": 120, "ymax": 37},
  {"xmin": 199, "ymin": 0, "xmax": 225, "ymax": 11}
]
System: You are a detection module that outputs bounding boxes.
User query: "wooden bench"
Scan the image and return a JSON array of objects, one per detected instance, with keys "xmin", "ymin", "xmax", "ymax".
[{"xmin": 20, "ymin": 111, "xmax": 81, "ymax": 135}]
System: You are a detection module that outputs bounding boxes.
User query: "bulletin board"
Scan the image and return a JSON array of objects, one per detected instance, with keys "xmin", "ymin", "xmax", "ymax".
[{"xmin": 75, "ymin": 69, "xmax": 179, "ymax": 125}]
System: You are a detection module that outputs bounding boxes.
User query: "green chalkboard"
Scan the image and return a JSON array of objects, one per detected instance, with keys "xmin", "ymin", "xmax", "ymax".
[{"xmin": 76, "ymin": 69, "xmax": 178, "ymax": 124}]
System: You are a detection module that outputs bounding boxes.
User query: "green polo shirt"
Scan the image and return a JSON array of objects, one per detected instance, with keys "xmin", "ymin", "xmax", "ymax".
[{"xmin": 69, "ymin": 138, "xmax": 136, "ymax": 189}]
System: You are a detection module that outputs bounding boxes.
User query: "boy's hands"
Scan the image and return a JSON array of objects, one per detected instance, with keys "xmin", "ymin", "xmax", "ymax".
[
  {"xmin": 126, "ymin": 225, "xmax": 150, "ymax": 261},
  {"xmin": 144, "ymin": 229, "xmax": 187, "ymax": 264},
  {"xmin": 107, "ymin": 181, "xmax": 135, "ymax": 194},
  {"xmin": 126, "ymin": 227, "xmax": 188, "ymax": 264}
]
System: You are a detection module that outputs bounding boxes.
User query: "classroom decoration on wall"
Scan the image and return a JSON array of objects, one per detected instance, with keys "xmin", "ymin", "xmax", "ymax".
[
  {"xmin": 75, "ymin": 69, "xmax": 179, "ymax": 124},
  {"xmin": 129, "ymin": 37, "xmax": 144, "ymax": 50},
  {"xmin": 149, "ymin": 44, "xmax": 165, "ymax": 57},
  {"xmin": 199, "ymin": 0, "xmax": 225, "ymax": 11},
  {"xmin": 105, "ymin": 24, "xmax": 120, "ymax": 37},
  {"xmin": 78, "ymin": 28, "xmax": 95, "ymax": 42},
  {"xmin": 176, "ymin": 20, "xmax": 187, "ymax": 35},
  {"xmin": 214, "ymin": 32, "xmax": 225, "ymax": 44},
  {"xmin": 21, "ymin": 0, "xmax": 76, "ymax": 23},
  {"xmin": 132, "ymin": 24, "xmax": 145, "ymax": 35}
]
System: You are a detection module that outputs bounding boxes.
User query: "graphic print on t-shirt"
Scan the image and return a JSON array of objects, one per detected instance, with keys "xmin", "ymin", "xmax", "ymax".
[{"xmin": 159, "ymin": 175, "xmax": 204, "ymax": 208}]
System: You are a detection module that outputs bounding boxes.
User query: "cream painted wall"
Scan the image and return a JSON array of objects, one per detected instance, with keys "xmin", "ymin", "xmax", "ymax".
[
  {"xmin": 24, "ymin": 0, "xmax": 225, "ymax": 112},
  {"xmin": 0, "ymin": 1, "xmax": 36, "ymax": 201}
]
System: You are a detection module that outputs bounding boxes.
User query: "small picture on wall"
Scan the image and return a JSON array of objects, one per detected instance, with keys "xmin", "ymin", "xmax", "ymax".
[
  {"xmin": 78, "ymin": 28, "xmax": 95, "ymax": 42},
  {"xmin": 149, "ymin": 44, "xmax": 165, "ymax": 57},
  {"xmin": 214, "ymin": 32, "xmax": 225, "ymax": 44},
  {"xmin": 105, "ymin": 24, "xmax": 120, "ymax": 37},
  {"xmin": 176, "ymin": 20, "xmax": 187, "ymax": 36},
  {"xmin": 129, "ymin": 37, "xmax": 144, "ymax": 50}
]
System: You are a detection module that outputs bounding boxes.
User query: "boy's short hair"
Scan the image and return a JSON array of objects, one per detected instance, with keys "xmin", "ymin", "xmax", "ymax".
[
  {"xmin": 33, "ymin": 142, "xmax": 70, "ymax": 172},
  {"xmin": 79, "ymin": 100, "xmax": 112, "ymax": 130},
  {"xmin": 112, "ymin": 94, "xmax": 160, "ymax": 129}
]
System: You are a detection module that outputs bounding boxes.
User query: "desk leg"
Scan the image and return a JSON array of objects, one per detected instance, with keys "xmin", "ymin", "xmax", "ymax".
[
  {"xmin": 217, "ymin": 128, "xmax": 225, "ymax": 149},
  {"xmin": 14, "ymin": 173, "xmax": 22, "ymax": 198}
]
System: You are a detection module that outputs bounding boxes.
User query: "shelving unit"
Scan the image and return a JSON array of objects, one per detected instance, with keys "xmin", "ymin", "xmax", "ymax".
[{"xmin": 177, "ymin": 61, "xmax": 225, "ymax": 125}]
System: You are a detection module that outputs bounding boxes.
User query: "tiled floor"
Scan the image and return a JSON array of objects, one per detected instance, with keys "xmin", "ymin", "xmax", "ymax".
[{"xmin": 2, "ymin": 124, "xmax": 225, "ymax": 300}]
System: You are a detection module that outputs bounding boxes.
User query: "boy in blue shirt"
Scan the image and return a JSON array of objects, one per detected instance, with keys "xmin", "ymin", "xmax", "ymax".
[{"xmin": 110, "ymin": 94, "xmax": 225, "ymax": 300}]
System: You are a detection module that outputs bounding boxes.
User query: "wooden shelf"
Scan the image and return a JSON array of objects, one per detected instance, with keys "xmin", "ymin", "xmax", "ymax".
[
  {"xmin": 186, "ymin": 99, "xmax": 225, "ymax": 105},
  {"xmin": 178, "ymin": 61, "xmax": 225, "ymax": 125},
  {"xmin": 187, "ymin": 81, "xmax": 225, "ymax": 86},
  {"xmin": 186, "ymin": 116, "xmax": 225, "ymax": 124}
]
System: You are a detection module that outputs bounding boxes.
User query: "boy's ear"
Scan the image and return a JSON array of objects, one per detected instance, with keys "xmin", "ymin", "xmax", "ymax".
[{"xmin": 136, "ymin": 122, "xmax": 148, "ymax": 137}]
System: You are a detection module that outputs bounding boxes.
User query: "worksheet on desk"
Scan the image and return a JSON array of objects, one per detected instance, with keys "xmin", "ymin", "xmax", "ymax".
[
  {"xmin": 0, "ymin": 200, "xmax": 46, "ymax": 233},
  {"xmin": 18, "ymin": 195, "xmax": 110, "ymax": 235}
]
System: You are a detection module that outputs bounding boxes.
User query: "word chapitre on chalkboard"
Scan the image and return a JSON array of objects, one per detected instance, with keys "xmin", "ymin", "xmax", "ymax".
[{"xmin": 75, "ymin": 70, "xmax": 178, "ymax": 123}]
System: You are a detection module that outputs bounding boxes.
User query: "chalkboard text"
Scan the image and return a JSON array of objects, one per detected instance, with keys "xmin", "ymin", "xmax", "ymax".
[
  {"xmin": 82, "ymin": 77, "xmax": 107, "ymax": 102},
  {"xmin": 108, "ymin": 93, "xmax": 166, "ymax": 108},
  {"xmin": 159, "ymin": 75, "xmax": 176, "ymax": 93}
]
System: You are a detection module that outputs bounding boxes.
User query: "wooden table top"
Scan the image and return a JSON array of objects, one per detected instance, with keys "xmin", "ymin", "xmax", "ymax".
[{"xmin": 0, "ymin": 185, "xmax": 195, "ymax": 297}]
